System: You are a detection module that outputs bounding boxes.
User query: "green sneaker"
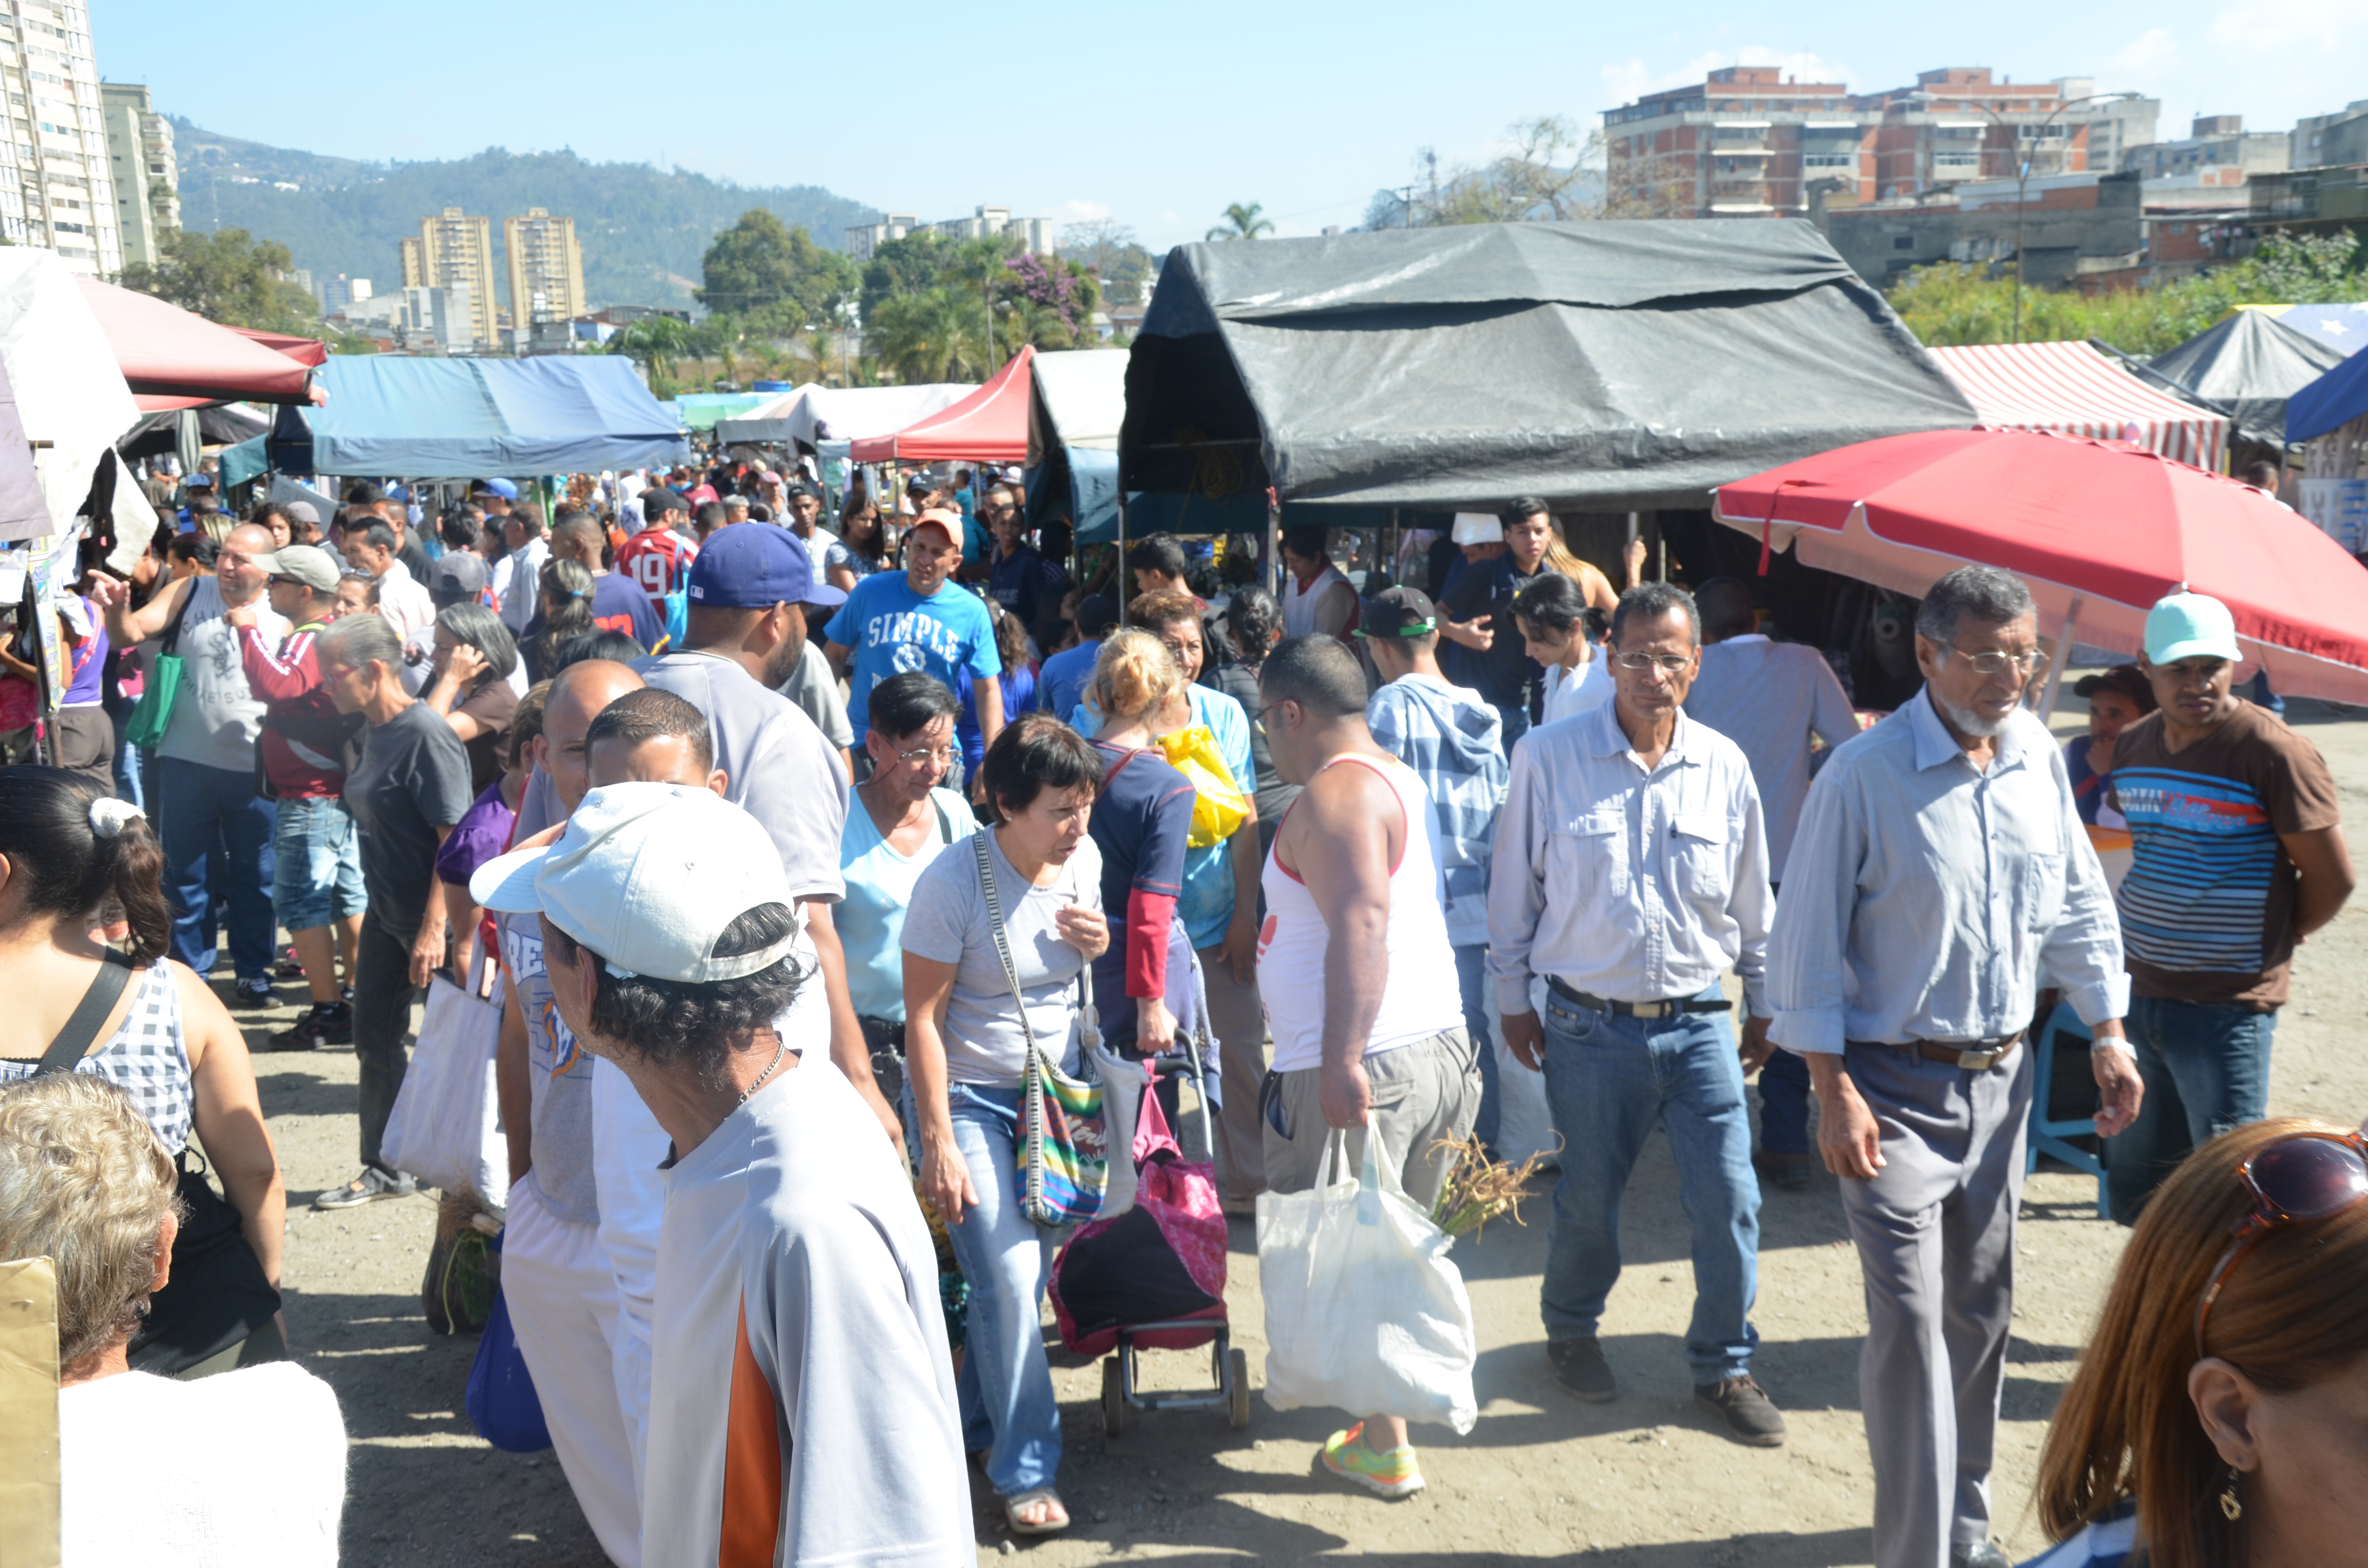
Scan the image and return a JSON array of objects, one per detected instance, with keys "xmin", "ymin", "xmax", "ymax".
[{"xmin": 1320, "ymin": 1423, "xmax": 1425, "ymax": 1500}]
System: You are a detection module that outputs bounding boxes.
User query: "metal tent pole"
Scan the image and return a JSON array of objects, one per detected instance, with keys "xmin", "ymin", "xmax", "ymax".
[
  {"xmin": 1116, "ymin": 490, "xmax": 1130, "ymax": 627},
  {"xmin": 2033, "ymin": 594, "xmax": 2084, "ymax": 720}
]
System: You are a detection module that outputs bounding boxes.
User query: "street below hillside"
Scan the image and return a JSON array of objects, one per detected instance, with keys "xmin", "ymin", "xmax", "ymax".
[{"xmin": 240, "ymin": 693, "xmax": 2368, "ymax": 1568}]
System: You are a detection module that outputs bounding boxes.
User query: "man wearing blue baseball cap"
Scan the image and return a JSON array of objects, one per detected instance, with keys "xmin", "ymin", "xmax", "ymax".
[
  {"xmin": 2103, "ymin": 590, "xmax": 2355, "ymax": 1223},
  {"xmin": 630, "ymin": 524, "xmax": 902, "ymax": 1141}
]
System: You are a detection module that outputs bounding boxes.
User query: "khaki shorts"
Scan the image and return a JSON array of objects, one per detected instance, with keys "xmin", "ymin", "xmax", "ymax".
[{"xmin": 1259, "ymin": 1027, "xmax": 1480, "ymax": 1211}]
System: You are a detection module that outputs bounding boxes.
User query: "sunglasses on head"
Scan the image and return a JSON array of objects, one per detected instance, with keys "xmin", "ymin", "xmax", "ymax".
[{"xmin": 2194, "ymin": 1129, "xmax": 2368, "ymax": 1357}]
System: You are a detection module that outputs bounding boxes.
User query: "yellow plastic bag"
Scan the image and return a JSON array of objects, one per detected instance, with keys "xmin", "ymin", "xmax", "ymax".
[{"xmin": 1159, "ymin": 724, "xmax": 1251, "ymax": 848}]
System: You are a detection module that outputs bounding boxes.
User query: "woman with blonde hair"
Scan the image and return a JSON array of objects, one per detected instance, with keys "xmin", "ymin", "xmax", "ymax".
[
  {"xmin": 1080, "ymin": 629, "xmax": 1201, "ymax": 1060},
  {"xmin": 0, "ymin": 1071, "xmax": 345, "ymax": 1565},
  {"xmin": 2026, "ymin": 1116, "xmax": 2368, "ymax": 1567}
]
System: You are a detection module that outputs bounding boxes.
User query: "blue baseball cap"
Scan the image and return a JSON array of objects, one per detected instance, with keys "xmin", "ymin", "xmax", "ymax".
[
  {"xmin": 469, "ymin": 477, "xmax": 519, "ymax": 501},
  {"xmin": 686, "ymin": 522, "xmax": 845, "ymax": 609}
]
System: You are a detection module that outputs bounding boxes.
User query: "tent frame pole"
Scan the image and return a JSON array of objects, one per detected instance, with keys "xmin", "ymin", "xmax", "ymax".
[
  {"xmin": 1116, "ymin": 490, "xmax": 1130, "ymax": 628},
  {"xmin": 2033, "ymin": 593, "xmax": 2083, "ymax": 721},
  {"xmin": 1264, "ymin": 499, "xmax": 1278, "ymax": 600}
]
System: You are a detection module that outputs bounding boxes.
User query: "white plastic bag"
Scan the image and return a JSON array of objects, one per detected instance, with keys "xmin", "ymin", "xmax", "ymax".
[
  {"xmin": 1491, "ymin": 978, "xmax": 1560, "ymax": 1166},
  {"xmin": 1255, "ymin": 1117, "xmax": 1478, "ymax": 1433},
  {"xmin": 380, "ymin": 970, "xmax": 508, "ymax": 1208}
]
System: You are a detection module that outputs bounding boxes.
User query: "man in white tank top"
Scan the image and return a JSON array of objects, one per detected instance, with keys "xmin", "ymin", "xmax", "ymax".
[{"xmin": 1254, "ymin": 634, "xmax": 1475, "ymax": 1502}]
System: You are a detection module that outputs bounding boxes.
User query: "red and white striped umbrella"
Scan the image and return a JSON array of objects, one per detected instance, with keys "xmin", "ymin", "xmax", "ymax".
[{"xmin": 1927, "ymin": 340, "xmax": 2229, "ymax": 472}]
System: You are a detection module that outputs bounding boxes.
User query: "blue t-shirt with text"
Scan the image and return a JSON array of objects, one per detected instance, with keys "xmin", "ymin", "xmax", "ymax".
[{"xmin": 825, "ymin": 573, "xmax": 1001, "ymax": 735}]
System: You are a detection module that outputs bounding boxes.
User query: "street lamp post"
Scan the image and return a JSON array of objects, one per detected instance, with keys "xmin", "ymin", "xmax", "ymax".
[{"xmin": 1924, "ymin": 89, "xmax": 2140, "ymax": 342}]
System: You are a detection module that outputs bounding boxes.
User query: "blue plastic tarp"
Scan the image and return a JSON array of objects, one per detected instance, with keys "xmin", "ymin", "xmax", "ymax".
[
  {"xmin": 274, "ymin": 356, "xmax": 690, "ymax": 478},
  {"xmin": 2288, "ymin": 348, "xmax": 2368, "ymax": 445}
]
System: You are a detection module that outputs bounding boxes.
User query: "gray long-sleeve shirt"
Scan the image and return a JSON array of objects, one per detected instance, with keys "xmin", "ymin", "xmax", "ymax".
[
  {"xmin": 1765, "ymin": 687, "xmax": 2129, "ymax": 1054},
  {"xmin": 1682, "ymin": 636, "xmax": 1860, "ymax": 883},
  {"xmin": 1488, "ymin": 702, "xmax": 1773, "ymax": 1017}
]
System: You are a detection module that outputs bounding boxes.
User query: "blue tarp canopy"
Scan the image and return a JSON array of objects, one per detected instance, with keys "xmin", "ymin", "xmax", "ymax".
[
  {"xmin": 2290, "ymin": 347, "xmax": 2368, "ymax": 445},
  {"xmin": 268, "ymin": 355, "xmax": 690, "ymax": 478}
]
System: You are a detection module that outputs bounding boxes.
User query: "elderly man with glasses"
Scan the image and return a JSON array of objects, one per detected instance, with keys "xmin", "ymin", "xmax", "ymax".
[
  {"xmin": 1489, "ymin": 581, "xmax": 1786, "ymax": 1446},
  {"xmin": 1767, "ymin": 564, "xmax": 2144, "ymax": 1568}
]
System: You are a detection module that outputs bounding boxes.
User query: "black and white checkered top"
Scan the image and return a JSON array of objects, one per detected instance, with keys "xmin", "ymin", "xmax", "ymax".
[{"xmin": 0, "ymin": 958, "xmax": 192, "ymax": 1153}]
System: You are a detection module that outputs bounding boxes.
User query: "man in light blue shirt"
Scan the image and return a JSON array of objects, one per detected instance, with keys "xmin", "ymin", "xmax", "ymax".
[
  {"xmin": 821, "ymin": 510, "xmax": 1000, "ymax": 755},
  {"xmin": 1035, "ymin": 592, "xmax": 1116, "ymax": 720},
  {"xmin": 1489, "ymin": 583, "xmax": 1783, "ymax": 1446},
  {"xmin": 1766, "ymin": 565, "xmax": 2142, "ymax": 1568}
]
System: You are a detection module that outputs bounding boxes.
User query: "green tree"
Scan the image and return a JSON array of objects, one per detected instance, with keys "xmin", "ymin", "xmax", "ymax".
[
  {"xmin": 117, "ymin": 226, "xmax": 320, "ymax": 332},
  {"xmin": 1059, "ymin": 218, "xmax": 1154, "ymax": 306},
  {"xmin": 606, "ymin": 314, "xmax": 697, "ymax": 395},
  {"xmin": 1206, "ymin": 202, "xmax": 1274, "ymax": 242},
  {"xmin": 868, "ymin": 285, "xmax": 991, "ymax": 382},
  {"xmin": 696, "ymin": 208, "xmax": 858, "ymax": 322}
]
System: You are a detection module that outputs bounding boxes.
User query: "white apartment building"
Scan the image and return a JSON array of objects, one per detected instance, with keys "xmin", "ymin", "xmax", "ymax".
[
  {"xmin": 99, "ymin": 78, "xmax": 173, "ymax": 269},
  {"xmin": 0, "ymin": 0, "xmax": 121, "ymax": 275}
]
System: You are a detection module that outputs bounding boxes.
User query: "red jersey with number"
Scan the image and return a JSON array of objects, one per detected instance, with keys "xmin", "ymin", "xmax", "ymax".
[{"xmin": 614, "ymin": 527, "xmax": 698, "ymax": 602}]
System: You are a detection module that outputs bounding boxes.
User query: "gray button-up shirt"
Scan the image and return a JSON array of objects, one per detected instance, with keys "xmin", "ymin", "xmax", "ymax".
[
  {"xmin": 1766, "ymin": 687, "xmax": 2129, "ymax": 1054},
  {"xmin": 1488, "ymin": 702, "xmax": 1773, "ymax": 1016}
]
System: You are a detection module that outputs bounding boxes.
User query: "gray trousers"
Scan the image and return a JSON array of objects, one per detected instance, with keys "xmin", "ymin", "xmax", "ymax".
[{"xmin": 1837, "ymin": 1040, "xmax": 2033, "ymax": 1568}]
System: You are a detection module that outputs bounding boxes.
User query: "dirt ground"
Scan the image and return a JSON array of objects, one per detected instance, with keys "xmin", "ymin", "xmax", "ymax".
[{"xmin": 233, "ymin": 691, "xmax": 2368, "ymax": 1568}]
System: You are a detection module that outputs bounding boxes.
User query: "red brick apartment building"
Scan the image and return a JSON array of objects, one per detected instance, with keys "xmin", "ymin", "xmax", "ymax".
[{"xmin": 1604, "ymin": 65, "xmax": 2122, "ymax": 219}]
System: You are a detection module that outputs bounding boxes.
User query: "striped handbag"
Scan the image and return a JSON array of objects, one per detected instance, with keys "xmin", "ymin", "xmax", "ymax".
[{"xmin": 972, "ymin": 829, "xmax": 1109, "ymax": 1227}]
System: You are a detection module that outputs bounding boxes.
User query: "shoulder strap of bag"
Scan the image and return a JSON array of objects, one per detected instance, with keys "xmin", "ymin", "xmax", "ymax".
[
  {"xmin": 933, "ymin": 795, "xmax": 960, "ymax": 847},
  {"xmin": 972, "ymin": 829, "xmax": 1040, "ymax": 1059},
  {"xmin": 30, "ymin": 955, "xmax": 135, "ymax": 1076},
  {"xmin": 160, "ymin": 575, "xmax": 200, "ymax": 657}
]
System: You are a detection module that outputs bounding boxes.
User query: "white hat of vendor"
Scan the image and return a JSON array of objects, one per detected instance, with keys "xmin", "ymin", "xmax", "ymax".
[
  {"xmin": 470, "ymin": 784, "xmax": 798, "ymax": 983},
  {"xmin": 1451, "ymin": 512, "xmax": 1503, "ymax": 545}
]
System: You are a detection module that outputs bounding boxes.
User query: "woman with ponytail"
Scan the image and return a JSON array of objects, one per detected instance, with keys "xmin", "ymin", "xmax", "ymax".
[
  {"xmin": 0, "ymin": 767, "xmax": 288, "ymax": 1373},
  {"xmin": 1080, "ymin": 628, "xmax": 1201, "ymax": 1056}
]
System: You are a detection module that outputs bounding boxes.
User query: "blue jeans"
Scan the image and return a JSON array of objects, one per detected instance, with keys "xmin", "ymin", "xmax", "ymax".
[
  {"xmin": 1453, "ymin": 944, "xmax": 1500, "ymax": 1150},
  {"xmin": 1538, "ymin": 984, "xmax": 1761, "ymax": 1383},
  {"xmin": 1493, "ymin": 703, "xmax": 1531, "ymax": 756},
  {"xmin": 1757, "ymin": 1047, "xmax": 1812, "ymax": 1157},
  {"xmin": 2105, "ymin": 995, "xmax": 2277, "ymax": 1225},
  {"xmin": 156, "ymin": 756, "xmax": 278, "ymax": 981},
  {"xmin": 110, "ymin": 709, "xmax": 144, "ymax": 809},
  {"xmin": 271, "ymin": 795, "xmax": 368, "ymax": 934},
  {"xmin": 940, "ymin": 1083, "xmax": 1064, "ymax": 1496}
]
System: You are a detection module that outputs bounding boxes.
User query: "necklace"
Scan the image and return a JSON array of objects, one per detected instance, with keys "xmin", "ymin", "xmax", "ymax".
[{"xmin": 736, "ymin": 1032, "xmax": 789, "ymax": 1108}]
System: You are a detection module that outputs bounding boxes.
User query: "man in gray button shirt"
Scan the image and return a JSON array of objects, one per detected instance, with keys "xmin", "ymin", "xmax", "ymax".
[
  {"xmin": 1768, "ymin": 565, "xmax": 2143, "ymax": 1568},
  {"xmin": 1490, "ymin": 582, "xmax": 1785, "ymax": 1448}
]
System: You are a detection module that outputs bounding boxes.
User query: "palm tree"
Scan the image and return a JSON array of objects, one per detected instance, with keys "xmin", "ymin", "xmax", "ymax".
[
  {"xmin": 1206, "ymin": 202, "xmax": 1275, "ymax": 242},
  {"xmin": 868, "ymin": 286, "xmax": 990, "ymax": 383}
]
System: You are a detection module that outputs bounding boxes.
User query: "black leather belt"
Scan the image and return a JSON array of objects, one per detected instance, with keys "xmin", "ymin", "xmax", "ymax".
[
  {"xmin": 1849, "ymin": 1032, "xmax": 2024, "ymax": 1071},
  {"xmin": 1548, "ymin": 976, "xmax": 1732, "ymax": 1020}
]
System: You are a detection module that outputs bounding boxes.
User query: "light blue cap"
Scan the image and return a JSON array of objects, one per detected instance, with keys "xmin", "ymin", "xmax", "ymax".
[{"xmin": 2144, "ymin": 590, "xmax": 2241, "ymax": 665}]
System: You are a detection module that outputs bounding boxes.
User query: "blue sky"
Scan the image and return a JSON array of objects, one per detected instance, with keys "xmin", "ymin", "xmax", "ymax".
[{"xmin": 95, "ymin": 0, "xmax": 2364, "ymax": 252}]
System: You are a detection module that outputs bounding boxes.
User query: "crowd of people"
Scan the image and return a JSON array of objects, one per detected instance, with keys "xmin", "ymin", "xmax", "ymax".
[{"xmin": 0, "ymin": 458, "xmax": 2360, "ymax": 1568}]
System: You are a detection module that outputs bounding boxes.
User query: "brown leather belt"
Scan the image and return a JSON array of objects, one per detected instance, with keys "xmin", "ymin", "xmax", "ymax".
[{"xmin": 1853, "ymin": 1031, "xmax": 2025, "ymax": 1071}]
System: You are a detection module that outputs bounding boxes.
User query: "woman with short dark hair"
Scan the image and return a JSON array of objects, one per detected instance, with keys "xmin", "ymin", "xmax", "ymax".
[
  {"xmin": 901, "ymin": 713, "xmax": 1108, "ymax": 1537},
  {"xmin": 315, "ymin": 613, "xmax": 475, "ymax": 1210}
]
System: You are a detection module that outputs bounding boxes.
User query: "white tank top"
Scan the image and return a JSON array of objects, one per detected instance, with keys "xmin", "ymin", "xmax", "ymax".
[
  {"xmin": 1257, "ymin": 752, "xmax": 1463, "ymax": 1072},
  {"xmin": 1281, "ymin": 564, "xmax": 1350, "ymax": 638}
]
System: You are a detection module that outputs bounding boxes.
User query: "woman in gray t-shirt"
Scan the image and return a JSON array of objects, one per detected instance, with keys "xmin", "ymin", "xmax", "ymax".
[{"xmin": 901, "ymin": 713, "xmax": 1106, "ymax": 1537}]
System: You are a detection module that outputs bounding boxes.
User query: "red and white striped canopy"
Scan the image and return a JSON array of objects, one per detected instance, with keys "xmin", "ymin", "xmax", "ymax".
[{"xmin": 1926, "ymin": 341, "xmax": 2229, "ymax": 472}]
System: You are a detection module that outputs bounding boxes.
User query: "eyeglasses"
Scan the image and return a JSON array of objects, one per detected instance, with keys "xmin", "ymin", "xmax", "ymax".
[
  {"xmin": 1610, "ymin": 652, "xmax": 1693, "ymax": 676},
  {"xmin": 2194, "ymin": 1129, "xmax": 2368, "ymax": 1356},
  {"xmin": 1250, "ymin": 700, "xmax": 1289, "ymax": 735},
  {"xmin": 1945, "ymin": 645, "xmax": 2045, "ymax": 677},
  {"xmin": 894, "ymin": 744, "xmax": 955, "ymax": 766}
]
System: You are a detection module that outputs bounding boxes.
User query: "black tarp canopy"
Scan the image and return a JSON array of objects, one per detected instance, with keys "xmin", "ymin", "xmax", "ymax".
[
  {"xmin": 1120, "ymin": 220, "xmax": 1977, "ymax": 515},
  {"xmin": 2145, "ymin": 309, "xmax": 2348, "ymax": 447}
]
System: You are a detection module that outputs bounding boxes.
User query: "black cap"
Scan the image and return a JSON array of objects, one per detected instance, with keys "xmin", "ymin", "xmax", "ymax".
[
  {"xmin": 642, "ymin": 487, "xmax": 687, "ymax": 518},
  {"xmin": 2072, "ymin": 663, "xmax": 2157, "ymax": 713},
  {"xmin": 1355, "ymin": 585, "xmax": 1439, "ymax": 640}
]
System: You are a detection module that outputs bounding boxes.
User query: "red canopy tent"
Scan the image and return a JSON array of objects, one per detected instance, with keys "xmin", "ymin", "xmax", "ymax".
[
  {"xmin": 850, "ymin": 346, "xmax": 1033, "ymax": 463},
  {"xmin": 1712, "ymin": 427, "xmax": 2368, "ymax": 705},
  {"xmin": 232, "ymin": 327, "xmax": 330, "ymax": 368},
  {"xmin": 72, "ymin": 278, "xmax": 323, "ymax": 411}
]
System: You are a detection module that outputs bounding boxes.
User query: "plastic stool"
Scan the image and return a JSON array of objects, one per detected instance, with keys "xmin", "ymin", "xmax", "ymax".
[{"xmin": 2027, "ymin": 1004, "xmax": 2109, "ymax": 1219}]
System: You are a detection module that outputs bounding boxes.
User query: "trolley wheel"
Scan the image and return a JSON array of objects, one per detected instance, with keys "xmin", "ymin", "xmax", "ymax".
[
  {"xmin": 1227, "ymin": 1347, "xmax": 1251, "ymax": 1429},
  {"xmin": 1101, "ymin": 1355, "xmax": 1127, "ymax": 1437}
]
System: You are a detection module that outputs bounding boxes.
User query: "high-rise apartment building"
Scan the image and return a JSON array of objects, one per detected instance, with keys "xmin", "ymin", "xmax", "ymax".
[
  {"xmin": 503, "ymin": 206, "xmax": 584, "ymax": 322},
  {"xmin": 0, "ymin": 1, "xmax": 121, "ymax": 275},
  {"xmin": 400, "ymin": 207, "xmax": 497, "ymax": 348},
  {"xmin": 1603, "ymin": 65, "xmax": 2153, "ymax": 220},
  {"xmin": 98, "ymin": 80, "xmax": 173, "ymax": 269},
  {"xmin": 845, "ymin": 206, "xmax": 1048, "ymax": 260}
]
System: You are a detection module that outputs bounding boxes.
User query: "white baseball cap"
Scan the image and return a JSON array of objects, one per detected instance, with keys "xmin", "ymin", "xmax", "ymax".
[
  {"xmin": 1451, "ymin": 512, "xmax": 1503, "ymax": 545},
  {"xmin": 470, "ymin": 784, "xmax": 798, "ymax": 983}
]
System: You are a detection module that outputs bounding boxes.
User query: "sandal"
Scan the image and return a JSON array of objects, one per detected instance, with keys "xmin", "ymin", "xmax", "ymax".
[{"xmin": 1005, "ymin": 1488, "xmax": 1070, "ymax": 1535}]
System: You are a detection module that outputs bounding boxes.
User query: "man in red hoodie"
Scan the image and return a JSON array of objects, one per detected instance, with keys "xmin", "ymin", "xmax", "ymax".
[{"xmin": 228, "ymin": 542, "xmax": 367, "ymax": 1049}]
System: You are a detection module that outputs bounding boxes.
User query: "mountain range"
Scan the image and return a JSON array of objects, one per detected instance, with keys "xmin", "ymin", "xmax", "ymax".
[{"xmin": 170, "ymin": 117, "xmax": 880, "ymax": 311}]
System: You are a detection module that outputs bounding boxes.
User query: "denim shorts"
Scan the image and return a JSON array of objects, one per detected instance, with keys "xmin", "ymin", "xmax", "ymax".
[{"xmin": 272, "ymin": 795, "xmax": 367, "ymax": 932}]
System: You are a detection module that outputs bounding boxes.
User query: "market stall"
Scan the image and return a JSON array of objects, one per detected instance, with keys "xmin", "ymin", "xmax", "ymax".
[
  {"xmin": 72, "ymin": 277, "xmax": 322, "ymax": 410},
  {"xmin": 849, "ymin": 347, "xmax": 1034, "ymax": 465},
  {"xmin": 266, "ymin": 355, "xmax": 690, "ymax": 478},
  {"xmin": 2287, "ymin": 347, "xmax": 2368, "ymax": 551},
  {"xmin": 2144, "ymin": 310, "xmax": 2347, "ymax": 448},
  {"xmin": 1925, "ymin": 340, "xmax": 2229, "ymax": 470},
  {"xmin": 1024, "ymin": 348, "xmax": 1126, "ymax": 540},
  {"xmin": 713, "ymin": 382, "xmax": 976, "ymax": 447}
]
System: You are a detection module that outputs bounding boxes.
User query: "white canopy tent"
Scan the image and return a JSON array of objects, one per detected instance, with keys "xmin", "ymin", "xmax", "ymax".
[
  {"xmin": 714, "ymin": 381, "xmax": 975, "ymax": 446},
  {"xmin": 0, "ymin": 249, "xmax": 148, "ymax": 544}
]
